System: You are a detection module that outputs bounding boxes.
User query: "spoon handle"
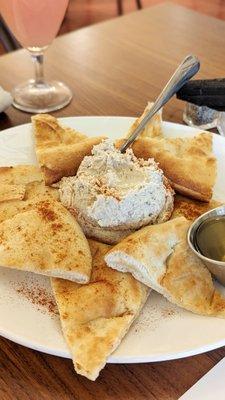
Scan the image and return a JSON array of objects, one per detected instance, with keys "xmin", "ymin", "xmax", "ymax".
[{"xmin": 120, "ymin": 54, "xmax": 200, "ymax": 153}]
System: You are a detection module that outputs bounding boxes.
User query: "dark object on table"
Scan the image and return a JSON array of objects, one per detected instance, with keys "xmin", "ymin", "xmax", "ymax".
[
  {"xmin": 0, "ymin": 17, "xmax": 20, "ymax": 52},
  {"xmin": 177, "ymin": 79, "xmax": 225, "ymax": 111},
  {"xmin": 117, "ymin": 0, "xmax": 142, "ymax": 15}
]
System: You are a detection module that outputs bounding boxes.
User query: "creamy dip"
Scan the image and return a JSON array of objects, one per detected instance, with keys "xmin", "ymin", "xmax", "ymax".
[{"xmin": 59, "ymin": 140, "xmax": 173, "ymax": 232}]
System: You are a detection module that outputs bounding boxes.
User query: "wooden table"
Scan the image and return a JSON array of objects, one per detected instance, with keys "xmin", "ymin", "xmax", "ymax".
[{"xmin": 0, "ymin": 3, "xmax": 225, "ymax": 399}]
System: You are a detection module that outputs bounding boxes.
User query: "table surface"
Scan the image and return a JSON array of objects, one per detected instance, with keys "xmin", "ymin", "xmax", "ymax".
[{"xmin": 0, "ymin": 3, "xmax": 225, "ymax": 399}]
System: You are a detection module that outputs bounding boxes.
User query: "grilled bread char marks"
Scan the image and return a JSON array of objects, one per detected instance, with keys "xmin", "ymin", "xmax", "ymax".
[
  {"xmin": 32, "ymin": 114, "xmax": 106, "ymax": 185},
  {"xmin": 52, "ymin": 240, "xmax": 149, "ymax": 381},
  {"xmin": 105, "ymin": 217, "xmax": 225, "ymax": 317}
]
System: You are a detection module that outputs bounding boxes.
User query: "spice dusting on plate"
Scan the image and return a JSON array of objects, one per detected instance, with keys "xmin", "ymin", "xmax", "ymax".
[
  {"xmin": 14, "ymin": 281, "xmax": 58, "ymax": 316},
  {"xmin": 161, "ymin": 307, "xmax": 176, "ymax": 318},
  {"xmin": 133, "ymin": 297, "xmax": 180, "ymax": 334}
]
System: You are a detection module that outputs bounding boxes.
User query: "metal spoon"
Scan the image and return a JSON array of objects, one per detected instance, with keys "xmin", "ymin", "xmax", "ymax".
[{"xmin": 120, "ymin": 54, "xmax": 200, "ymax": 153}]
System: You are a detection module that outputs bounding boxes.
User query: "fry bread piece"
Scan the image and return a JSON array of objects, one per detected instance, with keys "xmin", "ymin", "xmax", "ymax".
[
  {"xmin": 0, "ymin": 198, "xmax": 92, "ymax": 283},
  {"xmin": 32, "ymin": 114, "xmax": 106, "ymax": 185},
  {"xmin": 52, "ymin": 240, "xmax": 149, "ymax": 380},
  {"xmin": 125, "ymin": 102, "xmax": 163, "ymax": 139},
  {"xmin": 117, "ymin": 132, "xmax": 216, "ymax": 201},
  {"xmin": 105, "ymin": 217, "xmax": 225, "ymax": 317}
]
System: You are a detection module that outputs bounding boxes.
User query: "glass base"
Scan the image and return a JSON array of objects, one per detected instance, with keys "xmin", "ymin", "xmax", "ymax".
[
  {"xmin": 217, "ymin": 112, "xmax": 225, "ymax": 136},
  {"xmin": 183, "ymin": 103, "xmax": 218, "ymax": 130},
  {"xmin": 183, "ymin": 112, "xmax": 218, "ymax": 130},
  {"xmin": 12, "ymin": 79, "xmax": 73, "ymax": 113}
]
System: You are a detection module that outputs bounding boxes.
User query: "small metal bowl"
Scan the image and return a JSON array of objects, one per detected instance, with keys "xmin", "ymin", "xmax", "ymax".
[{"xmin": 187, "ymin": 205, "xmax": 225, "ymax": 286}]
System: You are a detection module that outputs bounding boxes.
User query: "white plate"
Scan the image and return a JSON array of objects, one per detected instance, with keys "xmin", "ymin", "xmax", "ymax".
[{"xmin": 1, "ymin": 116, "xmax": 225, "ymax": 364}]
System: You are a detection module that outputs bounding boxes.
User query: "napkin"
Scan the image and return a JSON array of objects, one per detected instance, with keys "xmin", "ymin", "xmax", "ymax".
[
  {"xmin": 179, "ymin": 357, "xmax": 225, "ymax": 399},
  {"xmin": 0, "ymin": 86, "xmax": 12, "ymax": 113}
]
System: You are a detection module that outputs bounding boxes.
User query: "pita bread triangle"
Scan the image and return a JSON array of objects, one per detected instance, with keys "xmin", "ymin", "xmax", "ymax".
[
  {"xmin": 0, "ymin": 181, "xmax": 58, "ymax": 224},
  {"xmin": 0, "ymin": 196, "xmax": 92, "ymax": 283},
  {"xmin": 120, "ymin": 102, "xmax": 217, "ymax": 201},
  {"xmin": 125, "ymin": 101, "xmax": 163, "ymax": 139},
  {"xmin": 105, "ymin": 217, "xmax": 225, "ymax": 317},
  {"xmin": 32, "ymin": 114, "xmax": 87, "ymax": 148},
  {"xmin": 0, "ymin": 165, "xmax": 58, "ymax": 224},
  {"xmin": 52, "ymin": 240, "xmax": 149, "ymax": 380},
  {"xmin": 117, "ymin": 131, "xmax": 216, "ymax": 201},
  {"xmin": 0, "ymin": 165, "xmax": 44, "ymax": 202},
  {"xmin": 0, "ymin": 184, "xmax": 26, "ymax": 202},
  {"xmin": 32, "ymin": 114, "xmax": 106, "ymax": 185},
  {"xmin": 0, "ymin": 165, "xmax": 43, "ymax": 185},
  {"xmin": 172, "ymin": 194, "xmax": 223, "ymax": 221}
]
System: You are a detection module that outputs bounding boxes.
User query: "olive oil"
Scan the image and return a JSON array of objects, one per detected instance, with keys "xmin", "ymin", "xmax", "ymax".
[{"xmin": 194, "ymin": 216, "xmax": 225, "ymax": 262}]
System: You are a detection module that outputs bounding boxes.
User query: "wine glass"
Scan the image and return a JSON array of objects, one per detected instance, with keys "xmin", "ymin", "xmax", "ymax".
[{"xmin": 0, "ymin": 0, "xmax": 72, "ymax": 113}]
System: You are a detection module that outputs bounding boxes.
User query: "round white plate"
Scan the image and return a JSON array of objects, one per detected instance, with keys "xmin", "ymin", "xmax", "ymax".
[{"xmin": 0, "ymin": 116, "xmax": 225, "ymax": 364}]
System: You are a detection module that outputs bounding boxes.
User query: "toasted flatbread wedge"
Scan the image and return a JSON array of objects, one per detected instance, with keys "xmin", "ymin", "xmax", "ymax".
[
  {"xmin": 52, "ymin": 240, "xmax": 149, "ymax": 381},
  {"xmin": 105, "ymin": 217, "xmax": 225, "ymax": 317},
  {"xmin": 32, "ymin": 114, "xmax": 87, "ymax": 147},
  {"xmin": 0, "ymin": 184, "xmax": 26, "ymax": 202},
  {"xmin": 117, "ymin": 132, "xmax": 216, "ymax": 201},
  {"xmin": 32, "ymin": 114, "xmax": 106, "ymax": 185},
  {"xmin": 0, "ymin": 164, "xmax": 58, "ymax": 224},
  {"xmin": 0, "ymin": 165, "xmax": 43, "ymax": 185},
  {"xmin": 172, "ymin": 194, "xmax": 223, "ymax": 221},
  {"xmin": 0, "ymin": 165, "xmax": 44, "ymax": 203},
  {"xmin": 0, "ymin": 198, "xmax": 92, "ymax": 283},
  {"xmin": 125, "ymin": 102, "xmax": 163, "ymax": 139},
  {"xmin": 0, "ymin": 181, "xmax": 59, "ymax": 224},
  {"xmin": 36, "ymin": 137, "xmax": 106, "ymax": 185},
  {"xmin": 25, "ymin": 180, "xmax": 59, "ymax": 201}
]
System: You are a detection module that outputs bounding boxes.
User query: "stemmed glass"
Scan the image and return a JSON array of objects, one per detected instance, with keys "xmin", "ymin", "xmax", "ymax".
[{"xmin": 0, "ymin": 0, "xmax": 72, "ymax": 113}]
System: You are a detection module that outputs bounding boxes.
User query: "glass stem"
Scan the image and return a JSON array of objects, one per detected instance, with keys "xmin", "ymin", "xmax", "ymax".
[{"xmin": 31, "ymin": 52, "xmax": 45, "ymax": 86}]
